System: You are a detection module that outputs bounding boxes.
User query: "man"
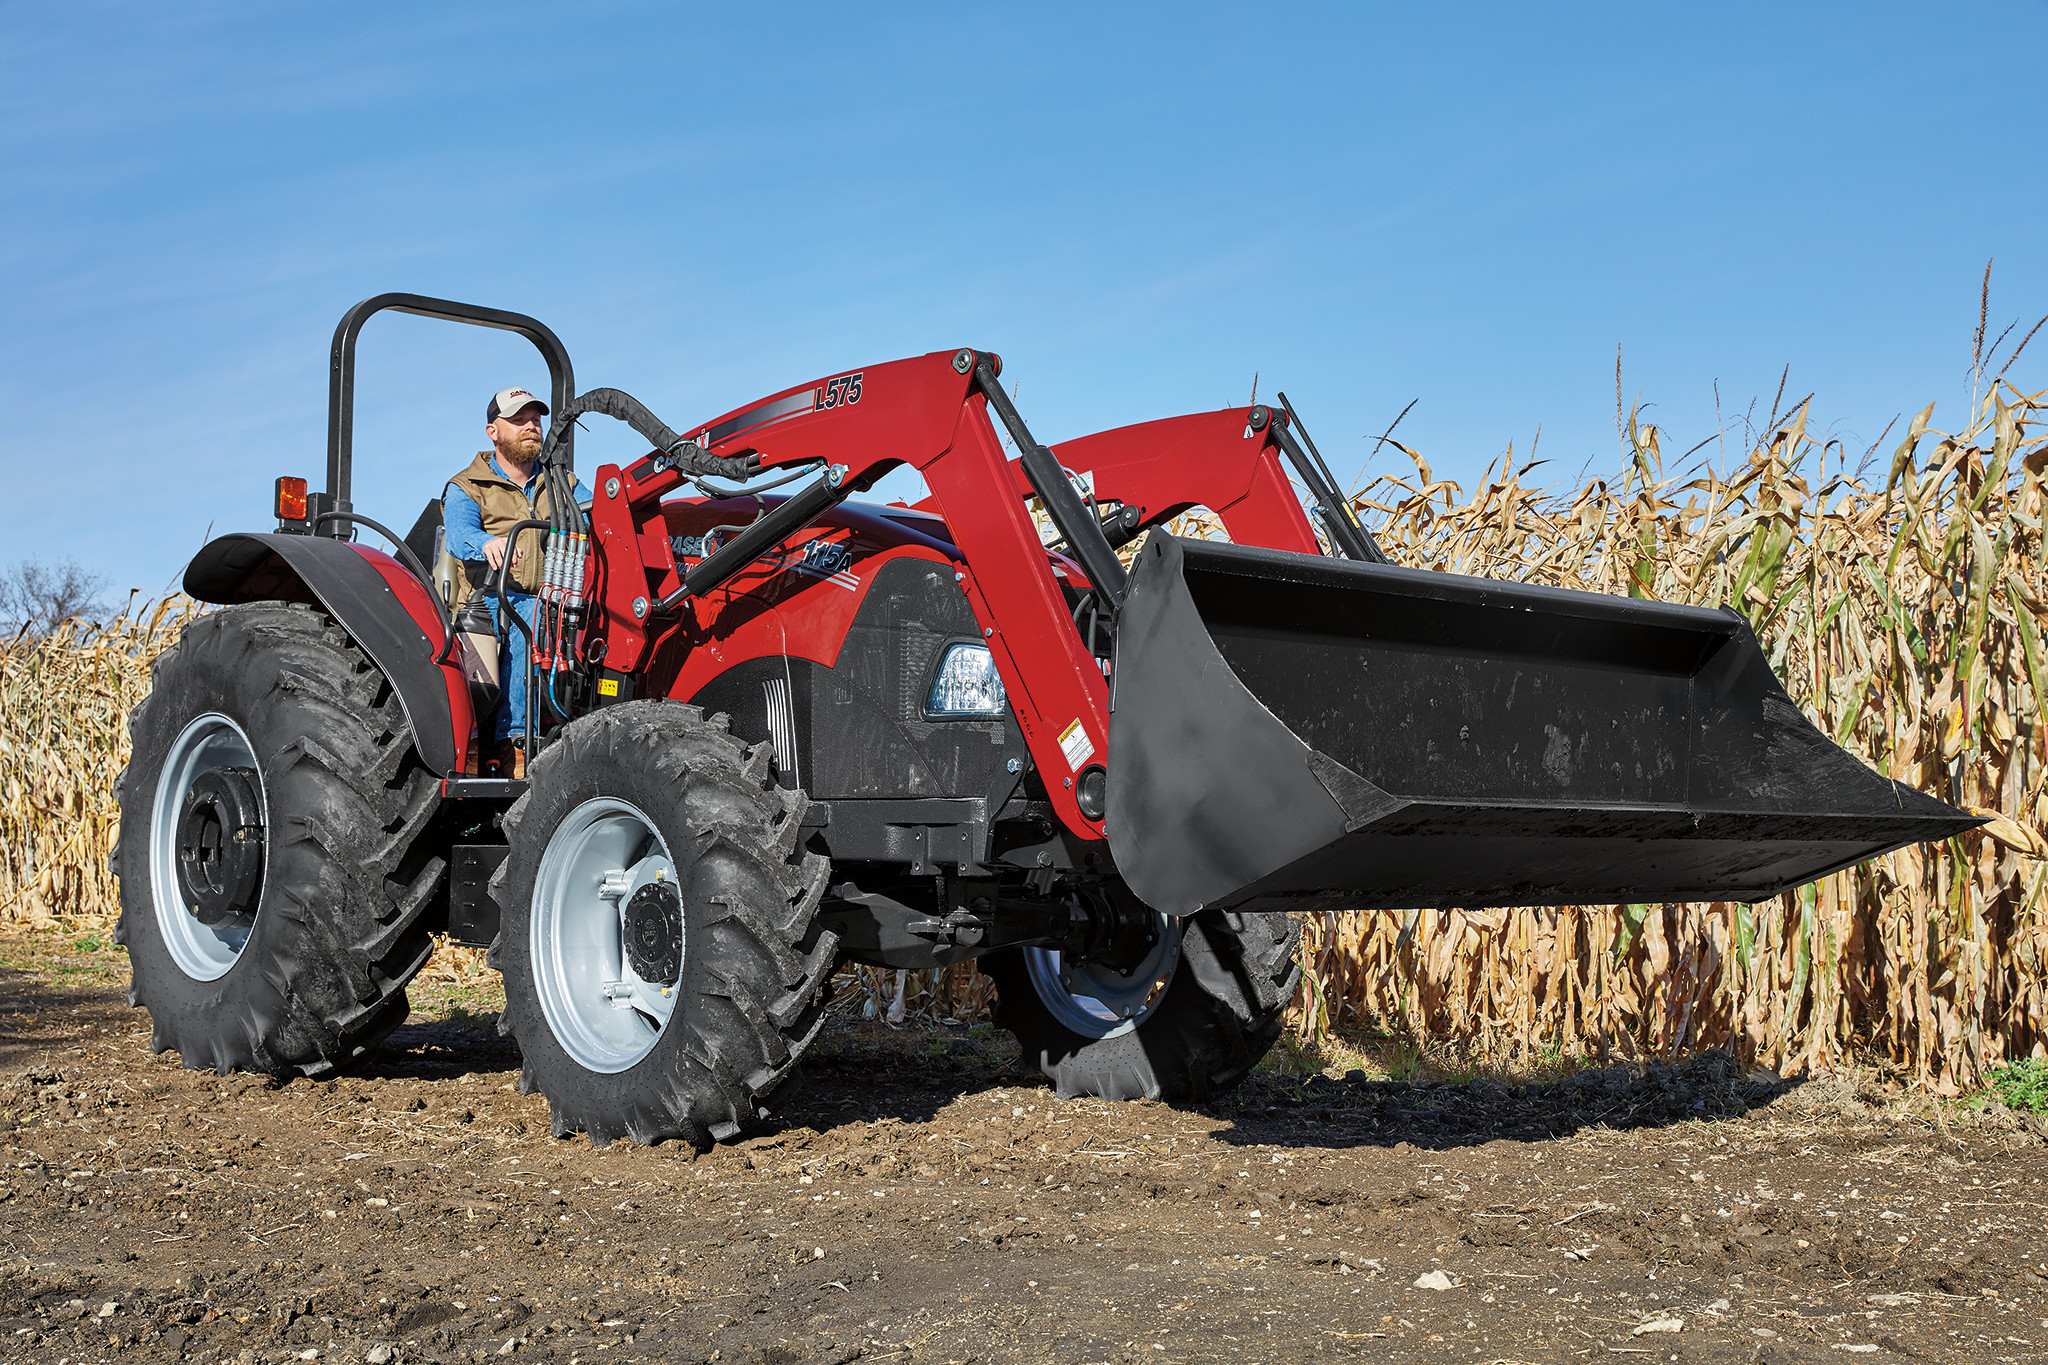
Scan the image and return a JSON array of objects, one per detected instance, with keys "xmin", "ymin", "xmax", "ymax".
[{"xmin": 444, "ymin": 387, "xmax": 591, "ymax": 777}]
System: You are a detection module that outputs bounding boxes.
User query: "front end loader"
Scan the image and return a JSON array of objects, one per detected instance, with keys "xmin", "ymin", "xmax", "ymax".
[{"xmin": 112, "ymin": 294, "xmax": 1981, "ymax": 1146}]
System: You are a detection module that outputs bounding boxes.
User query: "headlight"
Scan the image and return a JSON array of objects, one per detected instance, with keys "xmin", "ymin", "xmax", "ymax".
[{"xmin": 927, "ymin": 642, "xmax": 1008, "ymax": 717}]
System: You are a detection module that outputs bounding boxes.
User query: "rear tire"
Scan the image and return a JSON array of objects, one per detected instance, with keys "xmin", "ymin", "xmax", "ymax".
[
  {"xmin": 490, "ymin": 702, "xmax": 839, "ymax": 1147},
  {"xmin": 983, "ymin": 907, "xmax": 1300, "ymax": 1101},
  {"xmin": 113, "ymin": 603, "xmax": 446, "ymax": 1076}
]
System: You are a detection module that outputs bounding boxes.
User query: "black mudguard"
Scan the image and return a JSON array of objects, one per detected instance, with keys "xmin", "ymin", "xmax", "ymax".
[
  {"xmin": 183, "ymin": 532, "xmax": 460, "ymax": 775},
  {"xmin": 1106, "ymin": 533, "xmax": 1981, "ymax": 916}
]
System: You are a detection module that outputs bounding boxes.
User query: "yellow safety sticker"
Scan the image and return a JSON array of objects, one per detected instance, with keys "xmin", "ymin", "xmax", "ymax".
[
  {"xmin": 597, "ymin": 677, "xmax": 620, "ymax": 697},
  {"xmin": 1057, "ymin": 718, "xmax": 1095, "ymax": 771}
]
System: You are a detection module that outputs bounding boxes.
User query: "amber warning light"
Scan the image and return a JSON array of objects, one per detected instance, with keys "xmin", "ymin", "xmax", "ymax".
[{"xmin": 274, "ymin": 476, "xmax": 309, "ymax": 525}]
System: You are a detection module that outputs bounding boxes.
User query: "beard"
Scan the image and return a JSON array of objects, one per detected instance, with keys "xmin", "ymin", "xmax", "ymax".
[{"xmin": 506, "ymin": 429, "xmax": 542, "ymax": 459}]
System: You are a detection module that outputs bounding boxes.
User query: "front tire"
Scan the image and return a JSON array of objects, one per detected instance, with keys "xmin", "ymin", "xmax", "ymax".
[
  {"xmin": 982, "ymin": 907, "xmax": 1300, "ymax": 1101},
  {"xmin": 113, "ymin": 603, "xmax": 447, "ymax": 1076},
  {"xmin": 491, "ymin": 702, "xmax": 839, "ymax": 1147}
]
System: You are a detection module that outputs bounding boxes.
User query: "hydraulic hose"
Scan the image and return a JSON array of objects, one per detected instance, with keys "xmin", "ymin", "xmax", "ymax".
[
  {"xmin": 507, "ymin": 384, "xmax": 790, "ymax": 736},
  {"xmin": 691, "ymin": 458, "xmax": 825, "ymax": 498},
  {"xmin": 545, "ymin": 663, "xmax": 570, "ymax": 723},
  {"xmin": 527, "ymin": 386, "xmax": 767, "ymax": 565},
  {"xmin": 536, "ymin": 386, "xmax": 757, "ymax": 487}
]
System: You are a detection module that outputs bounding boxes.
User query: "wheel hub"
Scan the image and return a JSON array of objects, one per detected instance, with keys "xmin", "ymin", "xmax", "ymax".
[
  {"xmin": 1023, "ymin": 892, "xmax": 1183, "ymax": 1041},
  {"xmin": 150, "ymin": 712, "xmax": 266, "ymax": 982},
  {"xmin": 173, "ymin": 766, "xmax": 265, "ymax": 926},
  {"xmin": 622, "ymin": 880, "xmax": 683, "ymax": 986},
  {"xmin": 1083, "ymin": 893, "xmax": 1164, "ymax": 973},
  {"xmin": 530, "ymin": 797, "xmax": 682, "ymax": 1074}
]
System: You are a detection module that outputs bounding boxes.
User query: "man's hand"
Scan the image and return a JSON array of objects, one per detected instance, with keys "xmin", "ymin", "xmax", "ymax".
[{"xmin": 482, "ymin": 535, "xmax": 509, "ymax": 571}]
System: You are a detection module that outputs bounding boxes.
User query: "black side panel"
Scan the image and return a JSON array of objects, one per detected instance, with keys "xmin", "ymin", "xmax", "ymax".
[
  {"xmin": 448, "ymin": 844, "xmax": 510, "ymax": 947},
  {"xmin": 686, "ymin": 557, "xmax": 1028, "ymax": 862},
  {"xmin": 402, "ymin": 498, "xmax": 444, "ymax": 577},
  {"xmin": 184, "ymin": 532, "xmax": 458, "ymax": 775}
]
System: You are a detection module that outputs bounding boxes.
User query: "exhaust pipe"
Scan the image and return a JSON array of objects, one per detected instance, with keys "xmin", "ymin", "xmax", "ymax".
[{"xmin": 1105, "ymin": 534, "xmax": 1981, "ymax": 916}]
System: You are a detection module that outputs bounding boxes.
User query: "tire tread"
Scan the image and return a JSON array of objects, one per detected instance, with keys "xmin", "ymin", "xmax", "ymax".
[
  {"xmin": 491, "ymin": 702, "xmax": 839, "ymax": 1148},
  {"xmin": 114, "ymin": 602, "xmax": 445, "ymax": 1077}
]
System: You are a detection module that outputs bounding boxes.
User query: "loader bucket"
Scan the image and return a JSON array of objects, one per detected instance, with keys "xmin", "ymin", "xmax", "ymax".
[{"xmin": 1105, "ymin": 534, "xmax": 1981, "ymax": 916}]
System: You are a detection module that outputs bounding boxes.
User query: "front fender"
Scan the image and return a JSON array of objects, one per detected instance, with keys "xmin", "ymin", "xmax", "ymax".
[{"xmin": 184, "ymin": 532, "xmax": 470, "ymax": 776}]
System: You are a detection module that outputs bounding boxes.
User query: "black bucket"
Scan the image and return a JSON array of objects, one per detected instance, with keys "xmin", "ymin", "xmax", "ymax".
[{"xmin": 1105, "ymin": 534, "xmax": 1981, "ymax": 916}]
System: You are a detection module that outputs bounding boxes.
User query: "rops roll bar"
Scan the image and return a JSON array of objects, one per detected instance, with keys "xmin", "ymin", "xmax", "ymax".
[{"xmin": 325, "ymin": 292, "xmax": 576, "ymax": 528}]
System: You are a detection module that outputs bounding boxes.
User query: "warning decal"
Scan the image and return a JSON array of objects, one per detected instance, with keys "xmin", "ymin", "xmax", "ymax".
[{"xmin": 1057, "ymin": 718, "xmax": 1095, "ymax": 771}]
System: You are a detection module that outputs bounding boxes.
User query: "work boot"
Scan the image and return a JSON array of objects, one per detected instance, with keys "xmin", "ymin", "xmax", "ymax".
[{"xmin": 483, "ymin": 737, "xmax": 527, "ymax": 779}]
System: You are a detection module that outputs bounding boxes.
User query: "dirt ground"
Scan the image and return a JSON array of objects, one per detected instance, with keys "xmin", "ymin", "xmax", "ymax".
[{"xmin": 2, "ymin": 935, "xmax": 2046, "ymax": 1365}]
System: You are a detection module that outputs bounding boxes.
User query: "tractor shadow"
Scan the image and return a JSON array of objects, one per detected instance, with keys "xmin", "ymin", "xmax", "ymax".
[
  {"xmin": 772, "ymin": 1016, "xmax": 1024, "ymax": 1134},
  {"xmin": 725, "ymin": 1018, "xmax": 1802, "ymax": 1151},
  {"xmin": 359, "ymin": 1006, "xmax": 521, "ymax": 1082},
  {"xmin": 331, "ymin": 1001, "xmax": 1800, "ymax": 1156},
  {"xmin": 1202, "ymin": 1050, "xmax": 1803, "ymax": 1151},
  {"xmin": 0, "ymin": 959, "xmax": 132, "ymax": 1070},
  {"xmin": 358, "ymin": 1010, "xmax": 1003, "ymax": 1131}
]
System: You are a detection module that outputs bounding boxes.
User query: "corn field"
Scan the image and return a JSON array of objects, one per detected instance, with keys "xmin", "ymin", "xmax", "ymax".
[
  {"xmin": 0, "ymin": 598, "xmax": 191, "ymax": 939},
  {"xmin": 1289, "ymin": 362, "xmax": 2048, "ymax": 1093},
  {"xmin": 3, "ymin": 354, "xmax": 2043, "ymax": 1091}
]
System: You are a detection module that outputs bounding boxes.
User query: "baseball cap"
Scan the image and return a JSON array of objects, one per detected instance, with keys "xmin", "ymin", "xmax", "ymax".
[{"xmin": 487, "ymin": 387, "xmax": 549, "ymax": 422}]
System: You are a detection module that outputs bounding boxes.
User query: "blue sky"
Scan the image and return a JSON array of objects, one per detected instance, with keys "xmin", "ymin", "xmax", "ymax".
[{"xmin": 7, "ymin": 2, "xmax": 2045, "ymax": 599}]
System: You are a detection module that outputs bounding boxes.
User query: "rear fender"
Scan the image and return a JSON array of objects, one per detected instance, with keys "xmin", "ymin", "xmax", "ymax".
[{"xmin": 183, "ymin": 532, "xmax": 471, "ymax": 776}]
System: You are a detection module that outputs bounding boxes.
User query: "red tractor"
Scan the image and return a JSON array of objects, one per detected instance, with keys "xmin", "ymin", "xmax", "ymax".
[{"xmin": 113, "ymin": 296, "xmax": 1978, "ymax": 1146}]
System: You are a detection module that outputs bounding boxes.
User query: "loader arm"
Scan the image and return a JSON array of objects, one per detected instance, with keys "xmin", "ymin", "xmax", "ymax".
[
  {"xmin": 585, "ymin": 348, "xmax": 1122, "ymax": 843},
  {"xmin": 1033, "ymin": 407, "xmax": 1325, "ymax": 554},
  {"xmin": 904, "ymin": 405, "xmax": 1326, "ymax": 554},
  {"xmin": 583, "ymin": 347, "xmax": 1979, "ymax": 917}
]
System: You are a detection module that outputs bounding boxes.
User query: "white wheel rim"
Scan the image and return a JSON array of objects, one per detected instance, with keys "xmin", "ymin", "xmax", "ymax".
[
  {"xmin": 148, "ymin": 712, "xmax": 265, "ymax": 982},
  {"xmin": 531, "ymin": 798, "xmax": 681, "ymax": 1074}
]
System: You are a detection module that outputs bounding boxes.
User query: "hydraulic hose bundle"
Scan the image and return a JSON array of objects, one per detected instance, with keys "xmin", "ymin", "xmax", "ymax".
[{"xmin": 497, "ymin": 387, "xmax": 758, "ymax": 744}]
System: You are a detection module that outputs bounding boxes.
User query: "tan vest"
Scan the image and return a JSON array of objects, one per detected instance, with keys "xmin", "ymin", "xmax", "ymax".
[{"xmin": 447, "ymin": 452, "xmax": 555, "ymax": 595}]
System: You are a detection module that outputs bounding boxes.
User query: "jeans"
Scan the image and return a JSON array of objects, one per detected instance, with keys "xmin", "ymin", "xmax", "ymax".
[{"xmin": 489, "ymin": 592, "xmax": 541, "ymax": 743}]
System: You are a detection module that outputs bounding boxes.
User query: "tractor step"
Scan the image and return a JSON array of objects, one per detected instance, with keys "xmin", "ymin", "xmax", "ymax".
[{"xmin": 441, "ymin": 777, "xmax": 528, "ymax": 800}]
